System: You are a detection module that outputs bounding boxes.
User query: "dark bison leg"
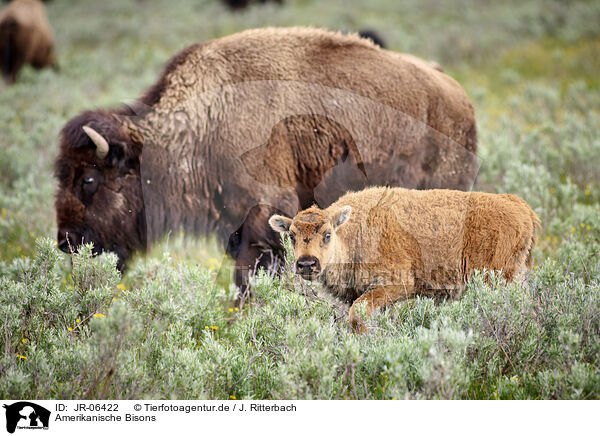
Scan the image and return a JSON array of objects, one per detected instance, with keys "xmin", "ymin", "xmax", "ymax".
[
  {"xmin": 228, "ymin": 204, "xmax": 286, "ymax": 300},
  {"xmin": 233, "ymin": 243, "xmax": 276, "ymax": 300},
  {"xmin": 0, "ymin": 17, "xmax": 20, "ymax": 84}
]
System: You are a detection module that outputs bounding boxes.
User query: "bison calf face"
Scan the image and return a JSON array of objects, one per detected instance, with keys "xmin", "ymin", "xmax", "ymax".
[
  {"xmin": 269, "ymin": 205, "xmax": 352, "ymax": 281},
  {"xmin": 54, "ymin": 115, "xmax": 146, "ymax": 271}
]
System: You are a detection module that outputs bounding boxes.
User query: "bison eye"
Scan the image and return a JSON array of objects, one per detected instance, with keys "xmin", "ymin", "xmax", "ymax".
[
  {"xmin": 323, "ymin": 232, "xmax": 331, "ymax": 243},
  {"xmin": 77, "ymin": 168, "xmax": 103, "ymax": 203},
  {"xmin": 289, "ymin": 233, "xmax": 296, "ymax": 245}
]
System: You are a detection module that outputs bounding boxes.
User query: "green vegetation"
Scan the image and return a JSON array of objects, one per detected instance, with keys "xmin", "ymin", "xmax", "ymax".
[{"xmin": 1, "ymin": 0, "xmax": 599, "ymax": 399}]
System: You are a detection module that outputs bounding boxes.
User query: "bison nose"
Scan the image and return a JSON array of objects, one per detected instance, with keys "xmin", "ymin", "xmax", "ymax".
[
  {"xmin": 296, "ymin": 256, "xmax": 320, "ymax": 273},
  {"xmin": 57, "ymin": 230, "xmax": 80, "ymax": 253}
]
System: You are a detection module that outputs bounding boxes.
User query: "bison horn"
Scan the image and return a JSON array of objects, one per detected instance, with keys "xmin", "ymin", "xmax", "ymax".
[{"xmin": 82, "ymin": 126, "xmax": 109, "ymax": 159}]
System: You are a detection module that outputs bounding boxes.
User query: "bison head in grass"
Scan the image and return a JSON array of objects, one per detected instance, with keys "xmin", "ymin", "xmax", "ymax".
[{"xmin": 54, "ymin": 110, "xmax": 145, "ymax": 270}]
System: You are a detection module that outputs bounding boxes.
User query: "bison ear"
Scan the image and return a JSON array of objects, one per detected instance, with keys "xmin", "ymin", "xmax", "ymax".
[
  {"xmin": 332, "ymin": 206, "xmax": 352, "ymax": 229},
  {"xmin": 106, "ymin": 142, "xmax": 126, "ymax": 168},
  {"xmin": 269, "ymin": 215, "xmax": 292, "ymax": 233}
]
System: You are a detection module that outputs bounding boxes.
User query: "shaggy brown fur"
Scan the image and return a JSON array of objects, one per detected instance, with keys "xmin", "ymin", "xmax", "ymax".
[
  {"xmin": 269, "ymin": 186, "xmax": 540, "ymax": 332},
  {"xmin": 54, "ymin": 27, "xmax": 477, "ymax": 291},
  {"xmin": 0, "ymin": 0, "xmax": 55, "ymax": 84}
]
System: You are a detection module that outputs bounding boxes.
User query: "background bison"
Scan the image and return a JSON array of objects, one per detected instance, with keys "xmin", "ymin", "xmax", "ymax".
[
  {"xmin": 54, "ymin": 26, "xmax": 478, "ymax": 292},
  {"xmin": 222, "ymin": 0, "xmax": 283, "ymax": 10},
  {"xmin": 0, "ymin": 0, "xmax": 56, "ymax": 84}
]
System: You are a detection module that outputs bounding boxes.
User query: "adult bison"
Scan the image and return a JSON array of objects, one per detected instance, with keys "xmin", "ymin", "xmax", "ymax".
[
  {"xmin": 0, "ymin": 0, "xmax": 56, "ymax": 84},
  {"xmin": 54, "ymin": 27, "xmax": 478, "ymax": 293}
]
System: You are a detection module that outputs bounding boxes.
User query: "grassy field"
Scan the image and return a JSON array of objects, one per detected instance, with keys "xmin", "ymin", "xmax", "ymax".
[{"xmin": 1, "ymin": 0, "xmax": 599, "ymax": 399}]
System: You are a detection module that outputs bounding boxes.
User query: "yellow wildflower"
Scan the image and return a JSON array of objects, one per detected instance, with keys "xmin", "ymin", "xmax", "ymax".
[
  {"xmin": 116, "ymin": 284, "xmax": 126, "ymax": 291},
  {"xmin": 581, "ymin": 223, "xmax": 585, "ymax": 228},
  {"xmin": 76, "ymin": 319, "xmax": 80, "ymax": 323},
  {"xmin": 571, "ymin": 227, "xmax": 576, "ymax": 233},
  {"xmin": 584, "ymin": 189, "xmax": 591, "ymax": 196},
  {"xmin": 586, "ymin": 225, "xmax": 591, "ymax": 230},
  {"xmin": 21, "ymin": 339, "xmax": 27, "ymax": 344},
  {"xmin": 230, "ymin": 395, "xmax": 236, "ymax": 400},
  {"xmin": 234, "ymin": 308, "xmax": 239, "ymax": 312},
  {"xmin": 68, "ymin": 327, "xmax": 73, "ymax": 332},
  {"xmin": 228, "ymin": 308, "xmax": 233, "ymax": 313},
  {"xmin": 93, "ymin": 313, "xmax": 105, "ymax": 318},
  {"xmin": 16, "ymin": 354, "xmax": 27, "ymax": 360},
  {"xmin": 29, "ymin": 231, "xmax": 34, "ymax": 238}
]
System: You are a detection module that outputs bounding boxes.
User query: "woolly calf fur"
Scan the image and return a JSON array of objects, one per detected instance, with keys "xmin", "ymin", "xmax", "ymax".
[{"xmin": 270, "ymin": 187, "xmax": 540, "ymax": 332}]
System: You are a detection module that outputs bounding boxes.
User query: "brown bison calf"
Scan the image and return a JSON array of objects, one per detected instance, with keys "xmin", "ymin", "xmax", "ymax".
[
  {"xmin": 269, "ymin": 186, "xmax": 540, "ymax": 332},
  {"xmin": 0, "ymin": 0, "xmax": 56, "ymax": 84}
]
